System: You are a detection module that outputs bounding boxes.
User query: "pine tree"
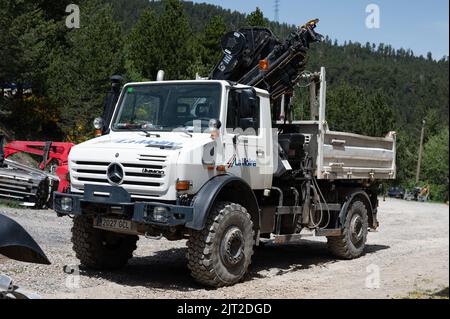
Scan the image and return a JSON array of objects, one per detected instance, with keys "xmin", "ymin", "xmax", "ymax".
[
  {"xmin": 151, "ymin": 0, "xmax": 195, "ymax": 80},
  {"xmin": 126, "ymin": 0, "xmax": 196, "ymax": 81},
  {"xmin": 47, "ymin": 0, "xmax": 124, "ymax": 140},
  {"xmin": 201, "ymin": 15, "xmax": 228, "ymax": 70},
  {"xmin": 125, "ymin": 9, "xmax": 158, "ymax": 81},
  {"xmin": 246, "ymin": 7, "xmax": 268, "ymax": 27}
]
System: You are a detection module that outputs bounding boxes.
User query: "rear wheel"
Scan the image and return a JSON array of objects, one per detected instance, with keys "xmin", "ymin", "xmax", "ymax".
[
  {"xmin": 72, "ymin": 215, "xmax": 138, "ymax": 270},
  {"xmin": 327, "ymin": 200, "xmax": 368, "ymax": 259},
  {"xmin": 187, "ymin": 202, "xmax": 255, "ymax": 287}
]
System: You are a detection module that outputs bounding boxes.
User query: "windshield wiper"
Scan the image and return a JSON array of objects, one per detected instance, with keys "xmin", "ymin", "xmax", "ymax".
[
  {"xmin": 140, "ymin": 128, "xmax": 161, "ymax": 138},
  {"xmin": 174, "ymin": 127, "xmax": 193, "ymax": 138},
  {"xmin": 114, "ymin": 123, "xmax": 161, "ymax": 137}
]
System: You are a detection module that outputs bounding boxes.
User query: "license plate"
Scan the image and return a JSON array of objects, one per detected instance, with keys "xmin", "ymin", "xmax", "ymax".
[{"xmin": 95, "ymin": 217, "xmax": 134, "ymax": 233}]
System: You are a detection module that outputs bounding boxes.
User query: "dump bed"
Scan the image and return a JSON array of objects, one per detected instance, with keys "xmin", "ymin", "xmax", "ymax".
[{"xmin": 294, "ymin": 121, "xmax": 396, "ymax": 180}]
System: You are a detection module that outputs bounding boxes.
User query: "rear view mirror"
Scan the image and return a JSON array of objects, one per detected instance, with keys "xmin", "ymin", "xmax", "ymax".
[{"xmin": 237, "ymin": 88, "xmax": 257, "ymax": 118}]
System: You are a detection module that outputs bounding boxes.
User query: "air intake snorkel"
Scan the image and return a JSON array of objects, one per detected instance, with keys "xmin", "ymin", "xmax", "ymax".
[
  {"xmin": 101, "ymin": 75, "xmax": 124, "ymax": 135},
  {"xmin": 0, "ymin": 134, "xmax": 5, "ymax": 167}
]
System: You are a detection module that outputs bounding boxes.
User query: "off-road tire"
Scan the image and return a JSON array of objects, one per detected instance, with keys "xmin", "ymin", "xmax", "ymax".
[
  {"xmin": 327, "ymin": 200, "xmax": 369, "ymax": 259},
  {"xmin": 72, "ymin": 216, "xmax": 138, "ymax": 270},
  {"xmin": 187, "ymin": 202, "xmax": 255, "ymax": 287}
]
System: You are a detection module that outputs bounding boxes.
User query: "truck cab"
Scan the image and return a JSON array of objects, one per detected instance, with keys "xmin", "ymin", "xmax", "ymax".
[{"xmin": 65, "ymin": 80, "xmax": 274, "ymax": 202}]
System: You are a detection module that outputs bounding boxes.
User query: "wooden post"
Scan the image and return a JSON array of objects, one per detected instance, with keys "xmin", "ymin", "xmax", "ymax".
[{"xmin": 415, "ymin": 120, "xmax": 426, "ymax": 185}]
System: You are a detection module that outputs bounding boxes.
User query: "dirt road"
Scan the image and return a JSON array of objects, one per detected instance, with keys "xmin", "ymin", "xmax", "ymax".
[{"xmin": 0, "ymin": 198, "xmax": 448, "ymax": 299}]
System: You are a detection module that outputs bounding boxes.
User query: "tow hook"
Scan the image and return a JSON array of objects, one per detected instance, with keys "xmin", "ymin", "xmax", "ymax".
[{"xmin": 145, "ymin": 232, "xmax": 163, "ymax": 240}]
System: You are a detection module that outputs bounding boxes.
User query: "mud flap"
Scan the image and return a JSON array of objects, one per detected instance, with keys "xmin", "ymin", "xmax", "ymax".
[{"xmin": 0, "ymin": 214, "xmax": 50, "ymax": 265}]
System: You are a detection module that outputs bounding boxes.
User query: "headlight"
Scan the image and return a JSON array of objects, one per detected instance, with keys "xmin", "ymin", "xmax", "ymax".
[
  {"xmin": 93, "ymin": 117, "xmax": 104, "ymax": 130},
  {"xmin": 60, "ymin": 197, "xmax": 73, "ymax": 212}
]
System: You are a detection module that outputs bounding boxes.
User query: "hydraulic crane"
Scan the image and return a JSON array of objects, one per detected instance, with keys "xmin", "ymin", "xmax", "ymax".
[{"xmin": 211, "ymin": 19, "xmax": 321, "ymax": 103}]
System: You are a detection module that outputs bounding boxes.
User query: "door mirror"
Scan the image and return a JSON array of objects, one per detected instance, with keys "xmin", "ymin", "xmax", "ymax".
[{"xmin": 237, "ymin": 88, "xmax": 257, "ymax": 118}]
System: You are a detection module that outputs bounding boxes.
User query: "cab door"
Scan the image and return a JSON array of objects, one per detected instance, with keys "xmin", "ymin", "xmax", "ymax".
[{"xmin": 223, "ymin": 88, "xmax": 273, "ymax": 189}]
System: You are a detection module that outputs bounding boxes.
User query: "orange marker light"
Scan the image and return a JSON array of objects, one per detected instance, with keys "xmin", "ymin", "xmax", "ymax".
[
  {"xmin": 216, "ymin": 165, "xmax": 227, "ymax": 173},
  {"xmin": 95, "ymin": 129, "xmax": 102, "ymax": 137},
  {"xmin": 176, "ymin": 180, "xmax": 191, "ymax": 191},
  {"xmin": 259, "ymin": 59, "xmax": 269, "ymax": 71}
]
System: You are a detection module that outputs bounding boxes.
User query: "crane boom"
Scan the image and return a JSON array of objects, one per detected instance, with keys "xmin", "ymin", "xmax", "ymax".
[{"xmin": 210, "ymin": 19, "xmax": 322, "ymax": 100}]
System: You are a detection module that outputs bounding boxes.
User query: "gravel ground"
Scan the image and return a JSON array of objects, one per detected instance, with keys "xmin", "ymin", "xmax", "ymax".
[{"xmin": 0, "ymin": 198, "xmax": 448, "ymax": 299}]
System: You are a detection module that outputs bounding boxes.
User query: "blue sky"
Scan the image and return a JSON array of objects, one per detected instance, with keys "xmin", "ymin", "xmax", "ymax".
[{"xmin": 191, "ymin": 0, "xmax": 449, "ymax": 59}]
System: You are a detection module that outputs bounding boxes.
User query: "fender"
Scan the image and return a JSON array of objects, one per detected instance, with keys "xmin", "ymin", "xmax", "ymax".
[
  {"xmin": 0, "ymin": 214, "xmax": 50, "ymax": 265},
  {"xmin": 337, "ymin": 190, "xmax": 374, "ymax": 229},
  {"xmin": 186, "ymin": 175, "xmax": 260, "ymax": 231}
]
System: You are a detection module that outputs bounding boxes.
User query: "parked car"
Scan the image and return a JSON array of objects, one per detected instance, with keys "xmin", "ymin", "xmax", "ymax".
[
  {"xmin": 404, "ymin": 186, "xmax": 430, "ymax": 202},
  {"xmin": 387, "ymin": 186, "xmax": 405, "ymax": 199}
]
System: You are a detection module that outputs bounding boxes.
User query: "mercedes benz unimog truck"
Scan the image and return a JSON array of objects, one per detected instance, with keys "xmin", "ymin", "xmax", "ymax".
[{"xmin": 53, "ymin": 20, "xmax": 396, "ymax": 287}]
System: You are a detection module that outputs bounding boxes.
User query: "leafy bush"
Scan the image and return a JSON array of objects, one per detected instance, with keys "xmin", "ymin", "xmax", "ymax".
[{"xmin": 422, "ymin": 129, "xmax": 449, "ymax": 202}]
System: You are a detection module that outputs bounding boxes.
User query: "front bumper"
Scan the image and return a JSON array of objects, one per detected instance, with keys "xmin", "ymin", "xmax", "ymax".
[{"xmin": 53, "ymin": 185, "xmax": 193, "ymax": 227}]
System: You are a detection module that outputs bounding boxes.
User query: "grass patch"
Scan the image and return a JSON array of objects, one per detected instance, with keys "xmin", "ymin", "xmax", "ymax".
[
  {"xmin": 0, "ymin": 199, "xmax": 23, "ymax": 209},
  {"xmin": 404, "ymin": 287, "xmax": 449, "ymax": 299}
]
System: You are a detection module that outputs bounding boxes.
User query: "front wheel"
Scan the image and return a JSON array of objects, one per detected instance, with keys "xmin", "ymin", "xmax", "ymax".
[
  {"xmin": 72, "ymin": 216, "xmax": 138, "ymax": 270},
  {"xmin": 187, "ymin": 202, "xmax": 255, "ymax": 287},
  {"xmin": 327, "ymin": 200, "xmax": 369, "ymax": 259}
]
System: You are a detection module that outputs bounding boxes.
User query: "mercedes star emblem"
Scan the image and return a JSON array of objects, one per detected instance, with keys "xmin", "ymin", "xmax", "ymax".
[{"xmin": 107, "ymin": 163, "xmax": 124, "ymax": 185}]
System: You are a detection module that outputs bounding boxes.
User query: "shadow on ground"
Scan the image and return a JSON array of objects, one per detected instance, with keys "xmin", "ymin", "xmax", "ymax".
[
  {"xmin": 434, "ymin": 287, "xmax": 449, "ymax": 298},
  {"xmin": 79, "ymin": 240, "xmax": 390, "ymax": 291}
]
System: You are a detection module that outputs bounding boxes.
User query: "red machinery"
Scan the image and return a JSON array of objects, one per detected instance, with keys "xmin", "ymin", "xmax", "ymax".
[{"xmin": 3, "ymin": 141, "xmax": 74, "ymax": 193}]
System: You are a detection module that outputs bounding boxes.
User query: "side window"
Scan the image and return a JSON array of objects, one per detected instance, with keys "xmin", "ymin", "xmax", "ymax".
[
  {"xmin": 239, "ymin": 98, "xmax": 260, "ymax": 136},
  {"xmin": 226, "ymin": 91, "xmax": 260, "ymax": 136},
  {"xmin": 226, "ymin": 92, "xmax": 238, "ymax": 130}
]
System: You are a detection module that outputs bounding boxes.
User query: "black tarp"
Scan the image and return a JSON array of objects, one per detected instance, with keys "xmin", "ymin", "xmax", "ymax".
[{"xmin": 0, "ymin": 214, "xmax": 50, "ymax": 265}]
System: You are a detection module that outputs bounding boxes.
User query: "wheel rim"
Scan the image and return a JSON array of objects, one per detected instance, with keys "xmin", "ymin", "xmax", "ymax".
[
  {"xmin": 350, "ymin": 214, "xmax": 364, "ymax": 246},
  {"xmin": 220, "ymin": 227, "xmax": 245, "ymax": 267}
]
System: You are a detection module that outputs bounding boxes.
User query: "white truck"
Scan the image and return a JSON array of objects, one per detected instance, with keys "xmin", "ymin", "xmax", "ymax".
[{"xmin": 54, "ymin": 21, "xmax": 396, "ymax": 287}]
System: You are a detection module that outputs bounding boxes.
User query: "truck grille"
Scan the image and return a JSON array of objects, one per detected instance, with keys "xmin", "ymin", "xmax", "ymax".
[{"xmin": 71, "ymin": 155, "xmax": 168, "ymax": 198}]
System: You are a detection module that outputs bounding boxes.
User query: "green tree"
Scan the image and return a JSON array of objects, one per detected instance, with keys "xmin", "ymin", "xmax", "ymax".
[
  {"xmin": 246, "ymin": 7, "xmax": 268, "ymax": 27},
  {"xmin": 200, "ymin": 15, "xmax": 227, "ymax": 70},
  {"xmin": 422, "ymin": 128, "xmax": 449, "ymax": 201},
  {"xmin": 47, "ymin": 0, "xmax": 124, "ymax": 140},
  {"xmin": 125, "ymin": 0, "xmax": 195, "ymax": 81},
  {"xmin": 125, "ymin": 9, "xmax": 158, "ymax": 81},
  {"xmin": 0, "ymin": 1, "xmax": 57, "ymax": 97},
  {"xmin": 326, "ymin": 84, "xmax": 393, "ymax": 137},
  {"xmin": 0, "ymin": 1, "xmax": 62, "ymax": 139},
  {"xmin": 364, "ymin": 91, "xmax": 395, "ymax": 137}
]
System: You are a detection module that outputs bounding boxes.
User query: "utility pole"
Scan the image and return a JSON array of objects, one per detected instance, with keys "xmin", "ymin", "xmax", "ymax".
[
  {"xmin": 274, "ymin": 0, "xmax": 280, "ymax": 22},
  {"xmin": 415, "ymin": 120, "xmax": 426, "ymax": 185}
]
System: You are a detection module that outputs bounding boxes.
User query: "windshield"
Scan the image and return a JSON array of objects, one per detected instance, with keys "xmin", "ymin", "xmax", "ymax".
[{"xmin": 112, "ymin": 83, "xmax": 222, "ymax": 132}]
